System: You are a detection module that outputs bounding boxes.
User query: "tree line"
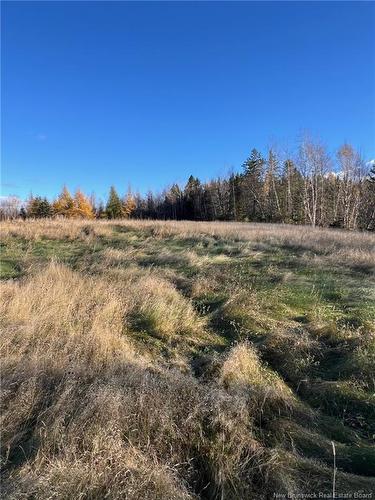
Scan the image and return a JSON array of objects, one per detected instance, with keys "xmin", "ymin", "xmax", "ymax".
[{"xmin": 1, "ymin": 138, "xmax": 374, "ymax": 230}]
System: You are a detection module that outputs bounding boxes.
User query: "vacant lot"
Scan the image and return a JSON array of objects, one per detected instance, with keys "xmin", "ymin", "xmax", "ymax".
[{"xmin": 1, "ymin": 219, "xmax": 374, "ymax": 499}]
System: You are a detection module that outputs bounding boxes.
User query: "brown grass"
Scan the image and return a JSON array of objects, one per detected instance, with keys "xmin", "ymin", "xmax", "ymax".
[
  {"xmin": 1, "ymin": 219, "xmax": 374, "ymax": 498},
  {"xmin": 1, "ymin": 218, "xmax": 374, "ymax": 268}
]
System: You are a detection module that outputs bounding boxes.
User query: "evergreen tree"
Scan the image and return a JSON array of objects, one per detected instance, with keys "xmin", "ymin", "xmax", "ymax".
[
  {"xmin": 263, "ymin": 149, "xmax": 281, "ymax": 221},
  {"xmin": 7, "ymin": 139, "xmax": 373, "ymax": 228},
  {"xmin": 241, "ymin": 149, "xmax": 265, "ymax": 220},
  {"xmin": 27, "ymin": 196, "xmax": 52, "ymax": 218},
  {"xmin": 105, "ymin": 186, "xmax": 123, "ymax": 219},
  {"xmin": 26, "ymin": 196, "xmax": 41, "ymax": 218},
  {"xmin": 280, "ymin": 159, "xmax": 304, "ymax": 224},
  {"xmin": 19, "ymin": 207, "xmax": 27, "ymax": 220},
  {"xmin": 360, "ymin": 163, "xmax": 375, "ymax": 230},
  {"xmin": 164, "ymin": 184, "xmax": 183, "ymax": 219},
  {"xmin": 229, "ymin": 173, "xmax": 245, "ymax": 220},
  {"xmin": 96, "ymin": 200, "xmax": 107, "ymax": 218},
  {"xmin": 184, "ymin": 175, "xmax": 202, "ymax": 220},
  {"xmin": 39, "ymin": 198, "xmax": 53, "ymax": 217},
  {"xmin": 132, "ymin": 192, "xmax": 145, "ymax": 219},
  {"xmin": 242, "ymin": 148, "xmax": 265, "ymax": 177},
  {"xmin": 146, "ymin": 191, "xmax": 156, "ymax": 219}
]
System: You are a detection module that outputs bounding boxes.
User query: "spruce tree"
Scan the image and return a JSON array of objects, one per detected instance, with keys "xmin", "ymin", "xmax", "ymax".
[
  {"xmin": 184, "ymin": 175, "xmax": 202, "ymax": 220},
  {"xmin": 106, "ymin": 186, "xmax": 123, "ymax": 219},
  {"xmin": 241, "ymin": 149, "xmax": 265, "ymax": 221},
  {"xmin": 27, "ymin": 196, "xmax": 52, "ymax": 218},
  {"xmin": 242, "ymin": 149, "xmax": 265, "ymax": 176},
  {"xmin": 19, "ymin": 207, "xmax": 27, "ymax": 220},
  {"xmin": 96, "ymin": 200, "xmax": 106, "ymax": 218},
  {"xmin": 26, "ymin": 196, "xmax": 41, "ymax": 218},
  {"xmin": 39, "ymin": 198, "xmax": 52, "ymax": 217}
]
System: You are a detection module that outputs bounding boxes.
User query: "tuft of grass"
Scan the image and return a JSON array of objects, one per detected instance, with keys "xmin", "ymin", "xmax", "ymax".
[{"xmin": 128, "ymin": 274, "xmax": 206, "ymax": 341}]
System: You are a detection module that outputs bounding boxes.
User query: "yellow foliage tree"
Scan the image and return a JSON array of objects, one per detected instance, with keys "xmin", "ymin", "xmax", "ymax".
[
  {"xmin": 73, "ymin": 190, "xmax": 95, "ymax": 219},
  {"xmin": 53, "ymin": 186, "xmax": 75, "ymax": 217},
  {"xmin": 53, "ymin": 187, "xmax": 94, "ymax": 218},
  {"xmin": 123, "ymin": 189, "xmax": 136, "ymax": 218}
]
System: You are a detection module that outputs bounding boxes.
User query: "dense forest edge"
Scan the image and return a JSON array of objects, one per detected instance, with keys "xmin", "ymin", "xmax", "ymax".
[{"xmin": 2, "ymin": 138, "xmax": 375, "ymax": 230}]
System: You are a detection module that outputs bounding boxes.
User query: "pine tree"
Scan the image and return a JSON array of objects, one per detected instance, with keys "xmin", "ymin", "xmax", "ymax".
[{"xmin": 105, "ymin": 186, "xmax": 123, "ymax": 219}]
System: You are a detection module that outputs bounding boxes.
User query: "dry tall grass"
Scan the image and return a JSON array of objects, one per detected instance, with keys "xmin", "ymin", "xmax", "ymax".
[
  {"xmin": 1, "ymin": 219, "xmax": 374, "ymax": 499},
  {"xmin": 1, "ymin": 218, "xmax": 374, "ymax": 263},
  {"xmin": 0, "ymin": 264, "xmax": 283, "ymax": 499}
]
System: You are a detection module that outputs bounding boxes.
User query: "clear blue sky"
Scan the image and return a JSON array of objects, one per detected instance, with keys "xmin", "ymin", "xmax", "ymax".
[{"xmin": 2, "ymin": 1, "xmax": 374, "ymax": 201}]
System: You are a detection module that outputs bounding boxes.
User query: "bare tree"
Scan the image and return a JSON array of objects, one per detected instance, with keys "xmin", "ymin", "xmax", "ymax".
[
  {"xmin": 298, "ymin": 136, "xmax": 330, "ymax": 226},
  {"xmin": 337, "ymin": 144, "xmax": 364, "ymax": 229},
  {"xmin": 0, "ymin": 196, "xmax": 22, "ymax": 220}
]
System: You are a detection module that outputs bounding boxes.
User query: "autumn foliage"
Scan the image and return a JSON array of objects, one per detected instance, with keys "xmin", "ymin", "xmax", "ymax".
[
  {"xmin": 5, "ymin": 139, "xmax": 374, "ymax": 227},
  {"xmin": 50, "ymin": 187, "xmax": 94, "ymax": 218}
]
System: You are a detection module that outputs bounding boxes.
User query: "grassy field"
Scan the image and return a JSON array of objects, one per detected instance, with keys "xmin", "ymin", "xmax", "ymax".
[{"xmin": 1, "ymin": 219, "xmax": 374, "ymax": 499}]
